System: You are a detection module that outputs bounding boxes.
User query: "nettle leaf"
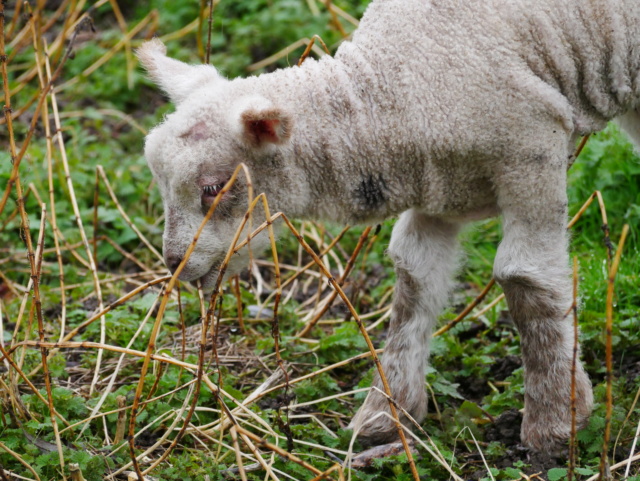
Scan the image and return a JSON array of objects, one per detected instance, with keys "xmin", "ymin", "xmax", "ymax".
[
  {"xmin": 504, "ymin": 467, "xmax": 522, "ymax": 478},
  {"xmin": 318, "ymin": 322, "xmax": 367, "ymax": 362},
  {"xmin": 70, "ymin": 450, "xmax": 93, "ymax": 466},
  {"xmin": 431, "ymin": 378, "xmax": 464, "ymax": 400},
  {"xmin": 132, "ymin": 293, "xmax": 159, "ymax": 312},
  {"xmin": 547, "ymin": 467, "xmax": 568, "ymax": 481},
  {"xmin": 575, "ymin": 467, "xmax": 597, "ymax": 476},
  {"xmin": 458, "ymin": 400, "xmax": 484, "ymax": 418}
]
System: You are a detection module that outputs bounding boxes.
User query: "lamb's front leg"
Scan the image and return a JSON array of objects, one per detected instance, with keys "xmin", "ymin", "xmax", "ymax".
[
  {"xmin": 492, "ymin": 148, "xmax": 593, "ymax": 452},
  {"xmin": 351, "ymin": 210, "xmax": 460, "ymax": 444}
]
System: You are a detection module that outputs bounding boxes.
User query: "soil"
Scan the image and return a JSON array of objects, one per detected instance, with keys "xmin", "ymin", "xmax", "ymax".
[{"xmin": 483, "ymin": 409, "xmax": 566, "ymax": 481}]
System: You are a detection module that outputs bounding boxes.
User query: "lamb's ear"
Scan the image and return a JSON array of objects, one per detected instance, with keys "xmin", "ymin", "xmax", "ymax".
[
  {"xmin": 136, "ymin": 38, "xmax": 222, "ymax": 105},
  {"xmin": 238, "ymin": 102, "xmax": 293, "ymax": 146}
]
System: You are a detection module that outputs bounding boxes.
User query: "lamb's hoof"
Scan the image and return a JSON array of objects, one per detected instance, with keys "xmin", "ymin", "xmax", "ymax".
[
  {"xmin": 520, "ymin": 386, "xmax": 593, "ymax": 453},
  {"xmin": 349, "ymin": 383, "xmax": 427, "ymax": 445},
  {"xmin": 348, "ymin": 407, "xmax": 404, "ymax": 446},
  {"xmin": 350, "ymin": 439, "xmax": 417, "ymax": 469}
]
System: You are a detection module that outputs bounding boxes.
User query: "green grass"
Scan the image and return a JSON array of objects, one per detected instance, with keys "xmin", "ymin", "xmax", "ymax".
[{"xmin": 1, "ymin": 1, "xmax": 639, "ymax": 480}]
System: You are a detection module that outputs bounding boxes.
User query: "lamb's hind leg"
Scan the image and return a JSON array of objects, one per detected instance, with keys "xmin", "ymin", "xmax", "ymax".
[
  {"xmin": 351, "ymin": 210, "xmax": 460, "ymax": 444},
  {"xmin": 492, "ymin": 146, "xmax": 593, "ymax": 452}
]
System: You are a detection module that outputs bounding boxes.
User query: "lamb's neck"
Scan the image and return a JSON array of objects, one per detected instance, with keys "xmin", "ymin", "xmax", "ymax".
[{"xmin": 249, "ymin": 53, "xmax": 422, "ymax": 225}]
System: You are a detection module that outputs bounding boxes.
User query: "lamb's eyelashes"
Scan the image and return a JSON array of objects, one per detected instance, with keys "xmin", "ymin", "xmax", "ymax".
[{"xmin": 200, "ymin": 183, "xmax": 224, "ymax": 205}]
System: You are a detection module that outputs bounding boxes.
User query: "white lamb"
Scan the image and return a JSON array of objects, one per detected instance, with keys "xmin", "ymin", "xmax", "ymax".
[{"xmin": 138, "ymin": 0, "xmax": 640, "ymax": 452}]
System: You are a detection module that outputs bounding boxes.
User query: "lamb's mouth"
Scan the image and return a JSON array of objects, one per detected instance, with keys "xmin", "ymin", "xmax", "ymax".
[{"xmin": 191, "ymin": 263, "xmax": 222, "ymax": 292}]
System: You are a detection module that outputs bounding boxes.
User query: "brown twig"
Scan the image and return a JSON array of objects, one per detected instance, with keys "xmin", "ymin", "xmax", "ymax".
[
  {"xmin": 296, "ymin": 226, "xmax": 372, "ymax": 337},
  {"xmin": 0, "ymin": 12, "xmax": 90, "ymax": 218},
  {"xmin": 599, "ymin": 224, "xmax": 630, "ymax": 480},
  {"xmin": 129, "ymin": 164, "xmax": 252, "ymax": 479},
  {"xmin": 0, "ymin": 441, "xmax": 42, "ymax": 481},
  {"xmin": 297, "ymin": 34, "xmax": 331, "ymax": 66},
  {"xmin": 235, "ymin": 425, "xmax": 338, "ymax": 480},
  {"xmin": 568, "ymin": 256, "xmax": 579, "ymax": 481},
  {"xmin": 432, "ymin": 279, "xmax": 496, "ymax": 337},
  {"xmin": 279, "ymin": 215, "xmax": 420, "ymax": 481},
  {"xmin": 204, "ymin": 0, "xmax": 215, "ymax": 64}
]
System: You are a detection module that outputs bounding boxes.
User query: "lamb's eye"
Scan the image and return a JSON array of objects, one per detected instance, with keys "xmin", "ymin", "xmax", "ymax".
[
  {"xmin": 201, "ymin": 183, "xmax": 226, "ymax": 205},
  {"xmin": 202, "ymin": 183, "xmax": 223, "ymax": 197}
]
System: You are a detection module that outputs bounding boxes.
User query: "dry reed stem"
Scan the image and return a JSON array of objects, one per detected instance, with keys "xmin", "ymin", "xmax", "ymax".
[
  {"xmin": 4, "ymin": 340, "xmax": 214, "ymax": 372},
  {"xmin": 352, "ymin": 386, "xmax": 465, "ymax": 481},
  {"xmin": 569, "ymin": 256, "xmax": 579, "ymax": 481},
  {"xmin": 6, "ymin": 0, "xmax": 70, "ymax": 59},
  {"xmin": 315, "ymin": 0, "xmax": 359, "ymax": 27},
  {"xmin": 30, "ymin": 33, "xmax": 69, "ymax": 345},
  {"xmin": 297, "ymin": 34, "xmax": 331, "ymax": 66},
  {"xmin": 0, "ymin": 340, "xmax": 70, "ymax": 427},
  {"xmin": 309, "ymin": 464, "xmax": 344, "ymax": 481},
  {"xmin": 197, "ymin": 0, "xmax": 207, "ymax": 59},
  {"xmin": 236, "ymin": 225, "xmax": 350, "ymax": 309},
  {"xmin": 77, "ymin": 294, "xmax": 161, "ymax": 438},
  {"xmin": 351, "ymin": 224, "xmax": 382, "ymax": 311},
  {"xmin": 0, "ymin": 86, "xmax": 37, "ymax": 124},
  {"xmin": 59, "ymin": 379, "xmax": 198, "ymax": 435},
  {"xmin": 24, "ymin": 27, "xmax": 71, "ymax": 360},
  {"xmin": 0, "ymin": 441, "xmax": 42, "ymax": 481},
  {"xmin": 230, "ymin": 426, "xmax": 249, "ymax": 481},
  {"xmin": 5, "ymin": 0, "xmax": 23, "ymax": 40},
  {"xmin": 599, "ymin": 224, "xmax": 630, "ymax": 480},
  {"xmin": 127, "ymin": 163, "xmax": 253, "ymax": 478},
  {"xmin": 204, "ymin": 0, "xmax": 215, "ymax": 64},
  {"xmin": 55, "ymin": 108, "xmax": 148, "ymax": 133},
  {"xmin": 321, "ymin": 0, "xmax": 348, "ymax": 38},
  {"xmin": 2, "ymin": 201, "xmax": 94, "ymax": 269},
  {"xmin": 44, "ymin": 51, "xmax": 108, "ymax": 397},
  {"xmin": 108, "ymin": 0, "xmax": 134, "ymax": 89},
  {"xmin": 110, "ymin": 385, "xmax": 195, "ymax": 479},
  {"xmin": 96, "ymin": 165, "xmax": 164, "ymax": 261},
  {"xmin": 235, "ymin": 425, "xmax": 339, "ymax": 480},
  {"xmin": 623, "ymin": 419, "xmax": 640, "ymax": 480},
  {"xmin": 432, "ymin": 278, "xmax": 496, "ymax": 337},
  {"xmin": 25, "ymin": 268, "xmax": 166, "ymax": 374},
  {"xmin": 31, "ymin": 204, "xmax": 67, "ymax": 477},
  {"xmin": 614, "ymin": 378, "xmax": 640, "ymax": 464},
  {"xmin": 248, "ymin": 37, "xmax": 329, "ymax": 72},
  {"xmin": 143, "ymin": 167, "xmax": 266, "ymax": 474},
  {"xmin": 0, "ymin": 11, "xmax": 88, "ymax": 218},
  {"xmin": 100, "ymin": 236, "xmax": 157, "ymax": 274},
  {"xmin": 297, "ymin": 226, "xmax": 372, "ymax": 337},
  {"xmin": 2, "ymin": 5, "xmax": 67, "ymax": 474},
  {"xmin": 55, "ymin": 10, "xmax": 158, "ymax": 93},
  {"xmin": 586, "ymin": 453, "xmax": 640, "ymax": 481},
  {"xmin": 251, "ymin": 192, "xmax": 295, "ymax": 452},
  {"xmin": 158, "ymin": 16, "xmax": 203, "ymax": 44},
  {"xmin": 93, "ymin": 170, "xmax": 100, "ymax": 266},
  {"xmin": 278, "ymin": 216, "xmax": 420, "ymax": 481},
  {"xmin": 232, "ymin": 275, "xmax": 245, "ymax": 333}
]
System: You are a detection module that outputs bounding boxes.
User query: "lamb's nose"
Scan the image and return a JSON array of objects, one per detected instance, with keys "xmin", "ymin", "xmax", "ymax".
[{"xmin": 165, "ymin": 254, "xmax": 183, "ymax": 273}]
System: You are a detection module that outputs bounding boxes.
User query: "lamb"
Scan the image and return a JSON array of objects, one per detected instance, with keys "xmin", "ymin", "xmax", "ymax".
[{"xmin": 138, "ymin": 0, "xmax": 640, "ymax": 452}]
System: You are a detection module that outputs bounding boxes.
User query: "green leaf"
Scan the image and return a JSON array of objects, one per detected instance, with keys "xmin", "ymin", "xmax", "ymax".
[{"xmin": 547, "ymin": 468, "xmax": 568, "ymax": 481}]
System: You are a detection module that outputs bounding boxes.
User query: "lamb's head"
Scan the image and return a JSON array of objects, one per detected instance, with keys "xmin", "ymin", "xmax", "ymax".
[{"xmin": 137, "ymin": 39, "xmax": 293, "ymax": 291}]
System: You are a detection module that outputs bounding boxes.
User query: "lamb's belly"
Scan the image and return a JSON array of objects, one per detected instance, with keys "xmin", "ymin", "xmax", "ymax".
[
  {"xmin": 423, "ymin": 175, "xmax": 499, "ymax": 223},
  {"xmin": 440, "ymin": 204, "xmax": 500, "ymax": 223}
]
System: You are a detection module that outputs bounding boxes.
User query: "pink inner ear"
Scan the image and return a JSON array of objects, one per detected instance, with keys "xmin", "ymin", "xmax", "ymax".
[{"xmin": 246, "ymin": 118, "xmax": 281, "ymax": 145}]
